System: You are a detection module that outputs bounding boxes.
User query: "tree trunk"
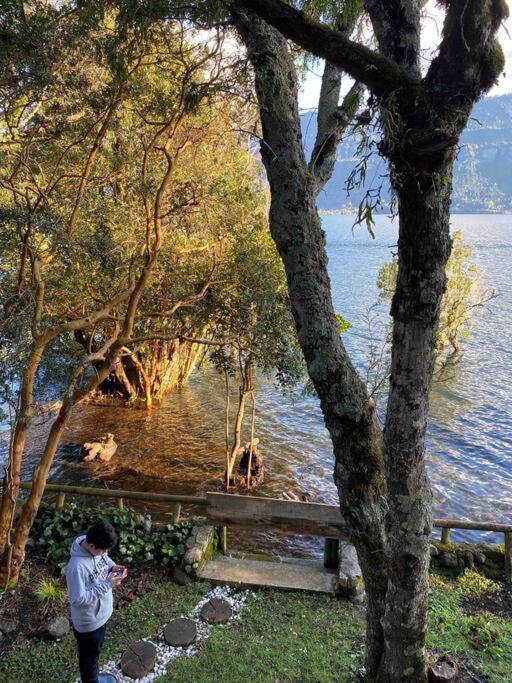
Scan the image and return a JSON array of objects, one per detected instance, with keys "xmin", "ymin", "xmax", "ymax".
[
  {"xmin": 232, "ymin": 11, "xmax": 388, "ymax": 676},
  {"xmin": 0, "ymin": 400, "xmax": 73, "ymax": 586},
  {"xmin": 0, "ymin": 341, "xmax": 45, "ymax": 555},
  {"xmin": 380, "ymin": 168, "xmax": 452, "ymax": 681}
]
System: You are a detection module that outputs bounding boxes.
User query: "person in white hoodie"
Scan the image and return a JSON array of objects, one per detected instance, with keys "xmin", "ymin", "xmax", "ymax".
[{"xmin": 66, "ymin": 520, "xmax": 127, "ymax": 683}]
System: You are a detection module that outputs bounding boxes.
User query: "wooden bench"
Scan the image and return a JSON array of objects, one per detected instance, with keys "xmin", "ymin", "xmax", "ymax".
[{"xmin": 205, "ymin": 492, "xmax": 348, "ymax": 569}]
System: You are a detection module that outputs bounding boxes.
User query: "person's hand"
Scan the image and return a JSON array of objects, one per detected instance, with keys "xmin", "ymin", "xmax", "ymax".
[
  {"xmin": 109, "ymin": 565, "xmax": 128, "ymax": 587},
  {"xmin": 282, "ymin": 490, "xmax": 300, "ymax": 502}
]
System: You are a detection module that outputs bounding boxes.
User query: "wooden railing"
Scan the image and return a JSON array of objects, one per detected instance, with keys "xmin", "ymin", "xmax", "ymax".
[
  {"xmin": 11, "ymin": 481, "xmax": 512, "ymax": 582},
  {"xmin": 14, "ymin": 481, "xmax": 206, "ymax": 523}
]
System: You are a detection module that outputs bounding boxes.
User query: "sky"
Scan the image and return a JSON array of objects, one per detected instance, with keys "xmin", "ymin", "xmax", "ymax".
[{"xmin": 298, "ymin": 2, "xmax": 512, "ymax": 110}]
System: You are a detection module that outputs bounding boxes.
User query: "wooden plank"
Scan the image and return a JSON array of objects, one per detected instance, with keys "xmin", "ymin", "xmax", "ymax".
[
  {"xmin": 433, "ymin": 518, "xmax": 512, "ymax": 533},
  {"xmin": 199, "ymin": 556, "xmax": 339, "ymax": 594},
  {"xmin": 205, "ymin": 492, "xmax": 348, "ymax": 538},
  {"xmin": 13, "ymin": 481, "xmax": 206, "ymax": 506}
]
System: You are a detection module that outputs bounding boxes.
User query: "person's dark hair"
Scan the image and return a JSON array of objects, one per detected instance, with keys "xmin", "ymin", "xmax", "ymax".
[{"xmin": 85, "ymin": 520, "xmax": 117, "ymax": 549}]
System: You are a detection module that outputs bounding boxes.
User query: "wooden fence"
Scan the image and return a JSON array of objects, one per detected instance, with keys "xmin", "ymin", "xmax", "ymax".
[{"xmin": 11, "ymin": 481, "xmax": 512, "ymax": 583}]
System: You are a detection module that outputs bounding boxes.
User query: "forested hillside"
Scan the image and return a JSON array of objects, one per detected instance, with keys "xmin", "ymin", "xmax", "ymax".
[{"xmin": 302, "ymin": 93, "xmax": 512, "ymax": 213}]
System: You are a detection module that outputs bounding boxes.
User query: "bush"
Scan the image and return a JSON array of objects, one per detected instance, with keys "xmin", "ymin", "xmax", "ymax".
[
  {"xmin": 29, "ymin": 503, "xmax": 191, "ymax": 567},
  {"xmin": 456, "ymin": 569, "xmax": 500, "ymax": 597}
]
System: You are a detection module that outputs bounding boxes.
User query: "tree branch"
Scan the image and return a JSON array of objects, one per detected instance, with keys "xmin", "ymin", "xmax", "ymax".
[{"xmin": 231, "ymin": 0, "xmax": 419, "ymax": 96}]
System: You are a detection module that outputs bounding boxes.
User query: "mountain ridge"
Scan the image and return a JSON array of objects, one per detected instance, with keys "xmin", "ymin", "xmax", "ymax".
[{"xmin": 301, "ymin": 92, "xmax": 512, "ymax": 214}]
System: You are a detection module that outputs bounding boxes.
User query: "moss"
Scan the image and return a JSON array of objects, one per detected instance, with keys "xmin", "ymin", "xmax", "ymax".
[{"xmin": 480, "ymin": 41, "xmax": 506, "ymax": 92}]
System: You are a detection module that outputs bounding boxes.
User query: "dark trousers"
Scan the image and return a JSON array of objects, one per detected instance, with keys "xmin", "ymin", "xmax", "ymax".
[{"xmin": 73, "ymin": 622, "xmax": 107, "ymax": 683}]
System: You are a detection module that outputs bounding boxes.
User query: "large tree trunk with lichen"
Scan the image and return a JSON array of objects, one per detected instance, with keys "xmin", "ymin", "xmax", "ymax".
[
  {"xmin": 233, "ymin": 0, "xmax": 505, "ymax": 678},
  {"xmin": 380, "ymin": 166, "xmax": 452, "ymax": 680},
  {"xmin": 232, "ymin": 12, "xmax": 388, "ymax": 677}
]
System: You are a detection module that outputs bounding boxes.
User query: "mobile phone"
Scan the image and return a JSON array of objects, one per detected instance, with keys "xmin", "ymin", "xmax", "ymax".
[{"xmin": 112, "ymin": 569, "xmax": 125, "ymax": 577}]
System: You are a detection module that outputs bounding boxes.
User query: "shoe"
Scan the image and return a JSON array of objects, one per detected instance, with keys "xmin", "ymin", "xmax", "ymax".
[{"xmin": 98, "ymin": 674, "xmax": 118, "ymax": 683}]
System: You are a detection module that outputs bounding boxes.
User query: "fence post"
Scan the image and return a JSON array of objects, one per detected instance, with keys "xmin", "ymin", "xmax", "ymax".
[
  {"xmin": 441, "ymin": 527, "xmax": 451, "ymax": 545},
  {"xmin": 221, "ymin": 526, "xmax": 227, "ymax": 555},
  {"xmin": 505, "ymin": 532, "xmax": 512, "ymax": 585},
  {"xmin": 55, "ymin": 492, "xmax": 66, "ymax": 509},
  {"xmin": 173, "ymin": 503, "xmax": 181, "ymax": 523},
  {"xmin": 117, "ymin": 497, "xmax": 124, "ymax": 510}
]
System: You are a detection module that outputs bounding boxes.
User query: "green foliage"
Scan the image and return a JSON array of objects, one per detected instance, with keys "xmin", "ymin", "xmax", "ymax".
[
  {"xmin": 29, "ymin": 503, "xmax": 191, "ymax": 566},
  {"xmin": 455, "ymin": 569, "xmax": 500, "ymax": 597},
  {"xmin": 335, "ymin": 312, "xmax": 352, "ymax": 334},
  {"xmin": 377, "ymin": 230, "xmax": 494, "ymax": 355},
  {"xmin": 34, "ymin": 577, "xmax": 66, "ymax": 606}
]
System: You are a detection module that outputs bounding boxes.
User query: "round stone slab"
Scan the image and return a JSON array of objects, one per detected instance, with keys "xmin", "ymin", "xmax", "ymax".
[
  {"xmin": 200, "ymin": 597, "xmax": 232, "ymax": 624},
  {"xmin": 164, "ymin": 617, "xmax": 197, "ymax": 647},
  {"xmin": 120, "ymin": 640, "xmax": 157, "ymax": 679}
]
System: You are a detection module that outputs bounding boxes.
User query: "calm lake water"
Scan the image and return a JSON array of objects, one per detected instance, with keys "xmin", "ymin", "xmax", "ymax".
[{"xmin": 3, "ymin": 214, "xmax": 511, "ymax": 557}]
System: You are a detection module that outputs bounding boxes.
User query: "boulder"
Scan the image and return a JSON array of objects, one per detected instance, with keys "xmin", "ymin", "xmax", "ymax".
[
  {"xmin": 171, "ymin": 566, "xmax": 191, "ymax": 586},
  {"xmin": 464, "ymin": 551, "xmax": 474, "ymax": 569},
  {"xmin": 195, "ymin": 526, "xmax": 214, "ymax": 548},
  {"xmin": 184, "ymin": 547, "xmax": 202, "ymax": 566},
  {"xmin": 338, "ymin": 543, "xmax": 364, "ymax": 601},
  {"xmin": 164, "ymin": 618, "xmax": 197, "ymax": 647},
  {"xmin": 428, "ymin": 655, "xmax": 457, "ymax": 682},
  {"xmin": 430, "ymin": 544, "xmax": 440, "ymax": 557},
  {"xmin": 0, "ymin": 617, "xmax": 17, "ymax": 634},
  {"xmin": 200, "ymin": 597, "xmax": 232, "ymax": 624},
  {"xmin": 120, "ymin": 641, "xmax": 157, "ymax": 679},
  {"xmin": 43, "ymin": 615, "xmax": 70, "ymax": 639},
  {"xmin": 185, "ymin": 536, "xmax": 196, "ymax": 549},
  {"xmin": 438, "ymin": 551, "xmax": 458, "ymax": 568},
  {"xmin": 474, "ymin": 552, "xmax": 486, "ymax": 564}
]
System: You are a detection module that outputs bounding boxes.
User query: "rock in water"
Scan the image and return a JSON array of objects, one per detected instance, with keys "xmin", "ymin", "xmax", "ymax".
[
  {"xmin": 120, "ymin": 640, "xmax": 157, "ymax": 679},
  {"xmin": 164, "ymin": 618, "xmax": 197, "ymax": 646},
  {"xmin": 200, "ymin": 597, "xmax": 232, "ymax": 624},
  {"xmin": 43, "ymin": 615, "xmax": 70, "ymax": 639},
  {"xmin": 428, "ymin": 655, "xmax": 457, "ymax": 681}
]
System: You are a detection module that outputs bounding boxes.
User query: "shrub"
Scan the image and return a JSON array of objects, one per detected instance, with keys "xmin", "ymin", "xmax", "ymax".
[
  {"xmin": 29, "ymin": 503, "xmax": 191, "ymax": 567},
  {"xmin": 456, "ymin": 569, "xmax": 500, "ymax": 597}
]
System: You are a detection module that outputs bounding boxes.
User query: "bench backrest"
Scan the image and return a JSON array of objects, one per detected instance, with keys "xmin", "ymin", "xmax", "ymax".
[{"xmin": 205, "ymin": 492, "xmax": 347, "ymax": 539}]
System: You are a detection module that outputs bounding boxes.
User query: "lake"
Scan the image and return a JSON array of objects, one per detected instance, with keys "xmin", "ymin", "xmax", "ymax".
[{"xmin": 2, "ymin": 214, "xmax": 511, "ymax": 557}]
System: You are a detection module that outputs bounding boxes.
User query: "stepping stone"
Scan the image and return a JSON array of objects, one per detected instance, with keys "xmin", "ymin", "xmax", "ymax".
[
  {"xmin": 200, "ymin": 597, "xmax": 232, "ymax": 624},
  {"xmin": 164, "ymin": 618, "xmax": 197, "ymax": 647},
  {"xmin": 120, "ymin": 640, "xmax": 157, "ymax": 679}
]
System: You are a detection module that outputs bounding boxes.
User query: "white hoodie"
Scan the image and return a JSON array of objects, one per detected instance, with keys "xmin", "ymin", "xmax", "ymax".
[{"xmin": 66, "ymin": 535, "xmax": 115, "ymax": 633}]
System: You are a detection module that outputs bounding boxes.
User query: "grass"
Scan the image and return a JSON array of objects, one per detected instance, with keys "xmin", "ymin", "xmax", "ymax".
[
  {"xmin": 159, "ymin": 590, "xmax": 366, "ymax": 683},
  {"xmin": 2, "ymin": 574, "xmax": 512, "ymax": 682},
  {"xmin": 0, "ymin": 579, "xmax": 204, "ymax": 683},
  {"xmin": 34, "ymin": 577, "xmax": 67, "ymax": 608}
]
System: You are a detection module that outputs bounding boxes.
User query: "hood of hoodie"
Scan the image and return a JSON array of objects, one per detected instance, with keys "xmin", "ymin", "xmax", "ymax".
[{"xmin": 70, "ymin": 535, "xmax": 90, "ymax": 558}]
